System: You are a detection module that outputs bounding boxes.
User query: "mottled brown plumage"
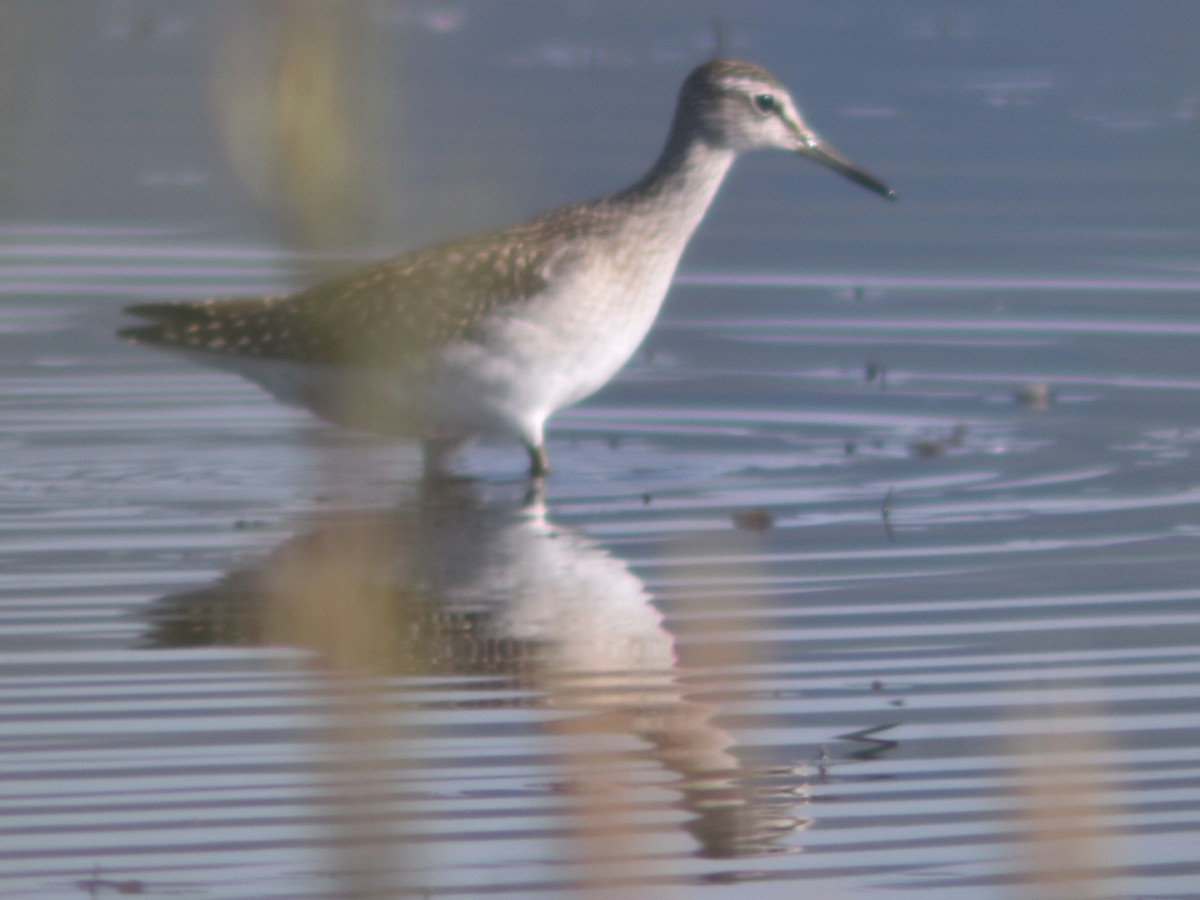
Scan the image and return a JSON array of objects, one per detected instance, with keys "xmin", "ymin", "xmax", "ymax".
[{"xmin": 123, "ymin": 210, "xmax": 607, "ymax": 366}]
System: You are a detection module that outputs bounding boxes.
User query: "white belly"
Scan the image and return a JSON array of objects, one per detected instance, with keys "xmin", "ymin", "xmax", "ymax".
[{"xmin": 417, "ymin": 262, "xmax": 672, "ymax": 442}]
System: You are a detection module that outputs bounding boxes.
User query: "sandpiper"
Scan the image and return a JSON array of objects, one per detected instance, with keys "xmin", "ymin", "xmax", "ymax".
[{"xmin": 121, "ymin": 58, "xmax": 895, "ymax": 478}]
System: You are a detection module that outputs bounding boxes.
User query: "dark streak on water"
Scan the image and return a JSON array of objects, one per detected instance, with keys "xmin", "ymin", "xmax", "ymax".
[{"xmin": 3, "ymin": 2, "xmax": 1200, "ymax": 898}]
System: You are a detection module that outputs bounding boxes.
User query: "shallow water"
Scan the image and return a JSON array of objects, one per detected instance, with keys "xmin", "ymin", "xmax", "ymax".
[{"xmin": 3, "ymin": 2, "xmax": 1200, "ymax": 898}]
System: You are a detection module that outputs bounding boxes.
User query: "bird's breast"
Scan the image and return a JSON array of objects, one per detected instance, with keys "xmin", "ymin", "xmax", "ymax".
[{"xmin": 461, "ymin": 235, "xmax": 683, "ymax": 412}]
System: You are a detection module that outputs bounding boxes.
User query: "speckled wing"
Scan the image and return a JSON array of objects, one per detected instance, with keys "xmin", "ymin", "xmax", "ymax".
[{"xmin": 120, "ymin": 213, "xmax": 585, "ymax": 369}]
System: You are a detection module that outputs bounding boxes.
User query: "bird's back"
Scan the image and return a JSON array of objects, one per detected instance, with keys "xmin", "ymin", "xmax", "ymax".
[{"xmin": 120, "ymin": 202, "xmax": 619, "ymax": 369}]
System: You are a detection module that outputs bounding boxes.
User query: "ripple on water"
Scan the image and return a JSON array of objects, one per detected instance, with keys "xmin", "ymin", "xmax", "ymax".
[{"xmin": 5, "ymin": 76, "xmax": 1200, "ymax": 896}]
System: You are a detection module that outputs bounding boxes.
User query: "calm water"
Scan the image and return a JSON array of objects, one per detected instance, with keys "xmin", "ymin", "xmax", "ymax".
[{"xmin": 3, "ymin": 2, "xmax": 1200, "ymax": 898}]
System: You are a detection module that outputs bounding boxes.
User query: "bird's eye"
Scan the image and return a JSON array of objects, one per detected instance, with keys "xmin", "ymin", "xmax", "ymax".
[{"xmin": 753, "ymin": 93, "xmax": 778, "ymax": 115}]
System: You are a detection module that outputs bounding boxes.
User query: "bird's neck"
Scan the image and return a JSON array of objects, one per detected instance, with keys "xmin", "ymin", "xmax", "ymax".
[{"xmin": 614, "ymin": 129, "xmax": 737, "ymax": 242}]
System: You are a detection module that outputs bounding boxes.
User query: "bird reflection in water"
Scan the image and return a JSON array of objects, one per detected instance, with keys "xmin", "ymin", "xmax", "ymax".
[{"xmin": 140, "ymin": 481, "xmax": 811, "ymax": 864}]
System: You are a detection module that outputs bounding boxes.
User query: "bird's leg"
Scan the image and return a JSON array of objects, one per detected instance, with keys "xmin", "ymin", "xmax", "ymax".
[
  {"xmin": 525, "ymin": 442, "xmax": 550, "ymax": 479},
  {"xmin": 521, "ymin": 477, "xmax": 546, "ymax": 508}
]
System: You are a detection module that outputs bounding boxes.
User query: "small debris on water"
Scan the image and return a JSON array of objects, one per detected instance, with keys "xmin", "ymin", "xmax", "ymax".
[
  {"xmin": 909, "ymin": 424, "xmax": 967, "ymax": 458},
  {"xmin": 732, "ymin": 508, "xmax": 774, "ymax": 531},
  {"xmin": 910, "ymin": 437, "xmax": 945, "ymax": 458},
  {"xmin": 864, "ymin": 360, "xmax": 888, "ymax": 388},
  {"xmin": 76, "ymin": 872, "xmax": 148, "ymax": 896},
  {"xmin": 1015, "ymin": 381, "xmax": 1055, "ymax": 409},
  {"xmin": 881, "ymin": 488, "xmax": 897, "ymax": 543}
]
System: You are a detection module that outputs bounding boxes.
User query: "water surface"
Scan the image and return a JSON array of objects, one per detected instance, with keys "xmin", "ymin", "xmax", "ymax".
[{"xmin": 3, "ymin": 2, "xmax": 1200, "ymax": 897}]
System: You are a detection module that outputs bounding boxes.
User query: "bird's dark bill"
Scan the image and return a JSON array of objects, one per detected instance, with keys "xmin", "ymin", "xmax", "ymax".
[{"xmin": 801, "ymin": 140, "xmax": 896, "ymax": 200}]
